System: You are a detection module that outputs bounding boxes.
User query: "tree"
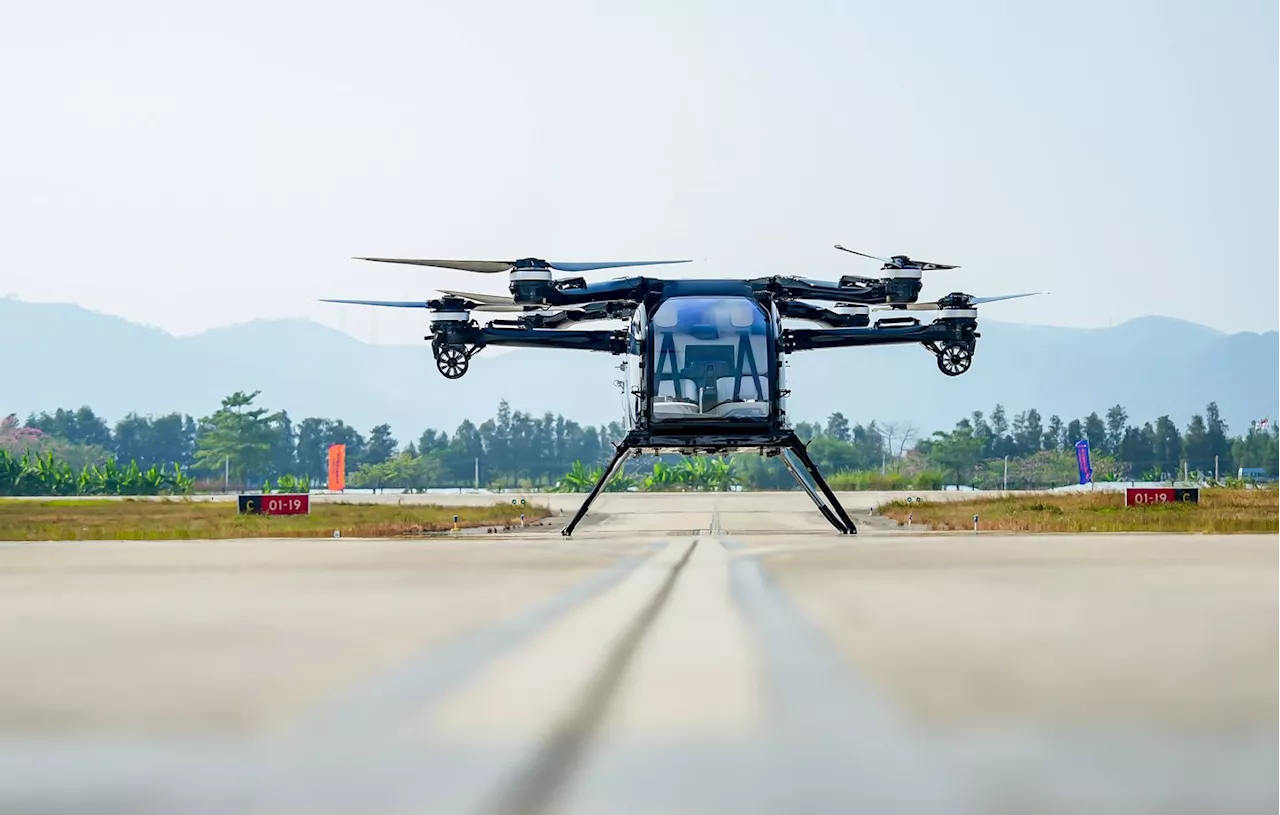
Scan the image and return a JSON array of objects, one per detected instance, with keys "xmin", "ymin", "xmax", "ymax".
[
  {"xmin": 879, "ymin": 421, "xmax": 918, "ymax": 471},
  {"xmin": 825, "ymin": 412, "xmax": 851, "ymax": 443},
  {"xmin": 1204, "ymin": 402, "xmax": 1231, "ymax": 472},
  {"xmin": 112, "ymin": 412, "xmax": 196, "ymax": 470},
  {"xmin": 193, "ymin": 391, "xmax": 279, "ymax": 488},
  {"xmin": 1105, "ymin": 404, "xmax": 1128, "ymax": 455},
  {"xmin": 926, "ymin": 424, "xmax": 984, "ymax": 485},
  {"xmin": 267, "ymin": 411, "xmax": 295, "ymax": 478},
  {"xmin": 1183, "ymin": 414, "xmax": 1211, "ymax": 473},
  {"xmin": 27, "ymin": 406, "xmax": 112, "ymax": 449},
  {"xmin": 295, "ymin": 418, "xmax": 331, "ymax": 480},
  {"xmin": 793, "ymin": 421, "xmax": 822, "ymax": 443},
  {"xmin": 364, "ymin": 424, "xmax": 397, "ymax": 466},
  {"xmin": 1044, "ymin": 415, "xmax": 1064, "ymax": 451},
  {"xmin": 1152, "ymin": 415, "xmax": 1182, "ymax": 477},
  {"xmin": 1012, "ymin": 409, "xmax": 1043, "ymax": 457},
  {"xmin": 1083, "ymin": 412, "xmax": 1106, "ymax": 454},
  {"xmin": 1065, "ymin": 419, "xmax": 1084, "ymax": 448},
  {"xmin": 1119, "ymin": 426, "xmax": 1154, "ymax": 475}
]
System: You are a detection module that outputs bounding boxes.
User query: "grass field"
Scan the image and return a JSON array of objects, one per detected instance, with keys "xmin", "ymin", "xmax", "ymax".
[
  {"xmin": 879, "ymin": 488, "xmax": 1279, "ymax": 533},
  {"xmin": 0, "ymin": 498, "xmax": 553, "ymax": 541}
]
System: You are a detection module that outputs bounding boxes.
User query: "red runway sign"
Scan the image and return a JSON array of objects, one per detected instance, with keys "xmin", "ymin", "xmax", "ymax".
[
  {"xmin": 238, "ymin": 494, "xmax": 310, "ymax": 515},
  {"xmin": 1125, "ymin": 488, "xmax": 1199, "ymax": 506}
]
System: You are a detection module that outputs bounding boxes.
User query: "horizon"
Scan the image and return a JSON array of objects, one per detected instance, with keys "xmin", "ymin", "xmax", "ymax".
[{"xmin": 3, "ymin": 293, "xmax": 1274, "ymax": 440}]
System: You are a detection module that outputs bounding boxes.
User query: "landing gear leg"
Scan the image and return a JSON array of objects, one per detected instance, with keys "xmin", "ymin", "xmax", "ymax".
[
  {"xmin": 562, "ymin": 444, "xmax": 635, "ymax": 537},
  {"xmin": 779, "ymin": 437, "xmax": 857, "ymax": 534}
]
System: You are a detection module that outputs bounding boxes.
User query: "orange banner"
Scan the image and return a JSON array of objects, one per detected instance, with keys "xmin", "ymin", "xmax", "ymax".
[{"xmin": 327, "ymin": 443, "xmax": 346, "ymax": 492}]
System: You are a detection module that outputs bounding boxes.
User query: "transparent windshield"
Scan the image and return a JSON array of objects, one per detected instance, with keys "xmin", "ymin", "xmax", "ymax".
[{"xmin": 649, "ymin": 296, "xmax": 771, "ymax": 421}]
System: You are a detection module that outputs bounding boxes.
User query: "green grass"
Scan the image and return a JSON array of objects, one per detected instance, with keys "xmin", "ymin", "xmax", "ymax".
[
  {"xmin": 880, "ymin": 488, "xmax": 1279, "ymax": 533},
  {"xmin": 0, "ymin": 498, "xmax": 552, "ymax": 541}
]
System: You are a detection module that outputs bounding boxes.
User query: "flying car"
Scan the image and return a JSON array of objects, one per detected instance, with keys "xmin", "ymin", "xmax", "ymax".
[{"xmin": 322, "ymin": 247, "xmax": 1045, "ymax": 535}]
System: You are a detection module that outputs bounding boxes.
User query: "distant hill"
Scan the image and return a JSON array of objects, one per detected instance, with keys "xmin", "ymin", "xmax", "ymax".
[{"xmin": 2, "ymin": 297, "xmax": 1275, "ymax": 439}]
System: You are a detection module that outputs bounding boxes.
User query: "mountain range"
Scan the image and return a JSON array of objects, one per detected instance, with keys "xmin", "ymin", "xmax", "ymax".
[{"xmin": 2, "ymin": 297, "xmax": 1275, "ymax": 440}]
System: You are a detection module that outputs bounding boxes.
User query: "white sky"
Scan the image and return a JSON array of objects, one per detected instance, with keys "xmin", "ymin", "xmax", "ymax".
[{"xmin": 2, "ymin": 0, "xmax": 1275, "ymax": 345}]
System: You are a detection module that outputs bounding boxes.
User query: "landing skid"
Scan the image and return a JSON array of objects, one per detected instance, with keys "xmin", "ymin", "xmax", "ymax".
[
  {"xmin": 561, "ymin": 445, "xmax": 635, "ymax": 536},
  {"xmin": 777, "ymin": 438, "xmax": 858, "ymax": 534},
  {"xmin": 560, "ymin": 432, "xmax": 856, "ymax": 537}
]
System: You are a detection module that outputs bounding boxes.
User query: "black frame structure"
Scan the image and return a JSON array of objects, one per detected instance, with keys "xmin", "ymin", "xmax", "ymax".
[{"xmin": 324, "ymin": 253, "xmax": 1008, "ymax": 536}]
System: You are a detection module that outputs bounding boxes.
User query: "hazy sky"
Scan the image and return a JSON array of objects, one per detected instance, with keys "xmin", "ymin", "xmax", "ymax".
[{"xmin": 2, "ymin": 0, "xmax": 1276, "ymax": 345}]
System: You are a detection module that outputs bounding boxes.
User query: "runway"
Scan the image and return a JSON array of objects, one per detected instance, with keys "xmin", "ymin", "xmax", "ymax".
[{"xmin": 0, "ymin": 493, "xmax": 1274, "ymax": 814}]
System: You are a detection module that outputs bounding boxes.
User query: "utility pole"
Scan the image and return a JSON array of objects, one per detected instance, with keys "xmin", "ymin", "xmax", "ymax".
[
  {"xmin": 1003, "ymin": 455, "xmax": 1008, "ymax": 491},
  {"xmin": 474, "ymin": 457, "xmax": 479, "ymax": 492},
  {"xmin": 1214, "ymin": 455, "xmax": 1219, "ymax": 483},
  {"xmin": 224, "ymin": 456, "xmax": 229, "ymax": 493}
]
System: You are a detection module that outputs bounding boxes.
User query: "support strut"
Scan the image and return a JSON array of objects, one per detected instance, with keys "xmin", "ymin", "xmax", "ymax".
[
  {"xmin": 780, "ymin": 440, "xmax": 858, "ymax": 534},
  {"xmin": 561, "ymin": 444, "xmax": 635, "ymax": 537}
]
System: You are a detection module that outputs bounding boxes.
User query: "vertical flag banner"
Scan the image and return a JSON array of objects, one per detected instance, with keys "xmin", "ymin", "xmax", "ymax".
[
  {"xmin": 1075, "ymin": 439, "xmax": 1093, "ymax": 485},
  {"xmin": 327, "ymin": 443, "xmax": 346, "ymax": 492}
]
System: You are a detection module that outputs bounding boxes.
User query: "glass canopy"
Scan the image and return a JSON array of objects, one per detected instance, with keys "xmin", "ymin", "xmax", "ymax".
[{"xmin": 648, "ymin": 296, "xmax": 772, "ymax": 421}]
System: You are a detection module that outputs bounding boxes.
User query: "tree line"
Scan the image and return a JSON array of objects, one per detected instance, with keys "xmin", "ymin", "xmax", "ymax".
[
  {"xmin": 918, "ymin": 402, "xmax": 1276, "ymax": 487},
  {"xmin": 4, "ymin": 393, "xmax": 1275, "ymax": 495}
]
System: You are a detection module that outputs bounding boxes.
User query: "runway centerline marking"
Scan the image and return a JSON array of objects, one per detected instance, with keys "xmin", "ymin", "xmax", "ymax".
[{"xmin": 468, "ymin": 539, "xmax": 698, "ymax": 815}]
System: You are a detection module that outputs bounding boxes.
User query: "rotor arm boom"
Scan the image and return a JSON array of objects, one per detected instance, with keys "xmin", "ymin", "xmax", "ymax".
[
  {"xmin": 543, "ymin": 276, "xmax": 649, "ymax": 307},
  {"xmin": 775, "ymin": 299, "xmax": 869, "ymax": 328},
  {"xmin": 753, "ymin": 276, "xmax": 881, "ymax": 303},
  {"xmin": 432, "ymin": 323, "xmax": 628, "ymax": 354},
  {"xmin": 783, "ymin": 319, "xmax": 975, "ymax": 352}
]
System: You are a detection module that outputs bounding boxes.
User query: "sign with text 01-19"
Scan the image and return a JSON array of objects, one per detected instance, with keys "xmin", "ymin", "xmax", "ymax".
[
  {"xmin": 238, "ymin": 494, "xmax": 311, "ymax": 515},
  {"xmin": 1124, "ymin": 488, "xmax": 1199, "ymax": 507}
]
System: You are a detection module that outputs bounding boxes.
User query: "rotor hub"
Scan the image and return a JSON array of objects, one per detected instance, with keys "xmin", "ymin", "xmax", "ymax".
[{"xmin": 511, "ymin": 257, "xmax": 551, "ymax": 270}]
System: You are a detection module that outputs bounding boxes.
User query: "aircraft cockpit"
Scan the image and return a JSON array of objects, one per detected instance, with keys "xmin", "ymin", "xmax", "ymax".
[{"xmin": 648, "ymin": 296, "xmax": 773, "ymax": 423}]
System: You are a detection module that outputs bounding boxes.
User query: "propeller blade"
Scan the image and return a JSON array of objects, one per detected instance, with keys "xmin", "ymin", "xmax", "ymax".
[
  {"xmin": 436, "ymin": 289, "xmax": 517, "ymax": 305},
  {"xmin": 969, "ymin": 291, "xmax": 1046, "ymax": 305},
  {"xmin": 910, "ymin": 260, "xmax": 961, "ymax": 270},
  {"xmin": 355, "ymin": 258, "xmax": 513, "ymax": 273},
  {"xmin": 547, "ymin": 260, "xmax": 691, "ymax": 272},
  {"xmin": 834, "ymin": 245, "xmax": 896, "ymax": 265},
  {"xmin": 470, "ymin": 303, "xmax": 534, "ymax": 313},
  {"xmin": 355, "ymin": 258, "xmax": 691, "ymax": 273},
  {"xmin": 319, "ymin": 298, "xmax": 428, "ymax": 308},
  {"xmin": 873, "ymin": 291, "xmax": 1048, "ymax": 311}
]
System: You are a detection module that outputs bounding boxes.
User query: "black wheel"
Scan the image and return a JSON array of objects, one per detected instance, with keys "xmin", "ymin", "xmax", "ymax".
[
  {"xmin": 937, "ymin": 343, "xmax": 972, "ymax": 376},
  {"xmin": 436, "ymin": 347, "xmax": 469, "ymax": 379}
]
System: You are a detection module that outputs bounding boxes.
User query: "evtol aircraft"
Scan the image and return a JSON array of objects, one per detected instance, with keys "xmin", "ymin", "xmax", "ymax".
[{"xmin": 323, "ymin": 246, "xmax": 1044, "ymax": 535}]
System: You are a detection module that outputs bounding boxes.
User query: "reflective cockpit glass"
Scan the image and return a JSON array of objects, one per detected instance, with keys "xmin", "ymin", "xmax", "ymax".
[{"xmin": 649, "ymin": 296, "xmax": 771, "ymax": 421}]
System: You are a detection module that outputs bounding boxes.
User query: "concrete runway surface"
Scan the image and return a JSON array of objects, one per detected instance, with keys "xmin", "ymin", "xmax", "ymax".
[{"xmin": 0, "ymin": 493, "xmax": 1274, "ymax": 815}]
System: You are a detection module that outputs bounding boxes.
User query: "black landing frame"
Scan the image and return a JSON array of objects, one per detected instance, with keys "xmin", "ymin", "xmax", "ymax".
[{"xmin": 561, "ymin": 430, "xmax": 857, "ymax": 537}]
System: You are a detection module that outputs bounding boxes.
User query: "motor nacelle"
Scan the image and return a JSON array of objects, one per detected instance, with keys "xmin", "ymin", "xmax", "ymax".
[
  {"xmin": 425, "ymin": 296, "xmax": 473, "ymax": 327},
  {"xmin": 884, "ymin": 274, "xmax": 923, "ymax": 304},
  {"xmin": 508, "ymin": 259, "xmax": 555, "ymax": 304}
]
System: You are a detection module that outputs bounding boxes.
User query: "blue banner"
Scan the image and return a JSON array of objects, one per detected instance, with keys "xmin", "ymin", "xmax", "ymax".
[{"xmin": 1075, "ymin": 439, "xmax": 1093, "ymax": 484}]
